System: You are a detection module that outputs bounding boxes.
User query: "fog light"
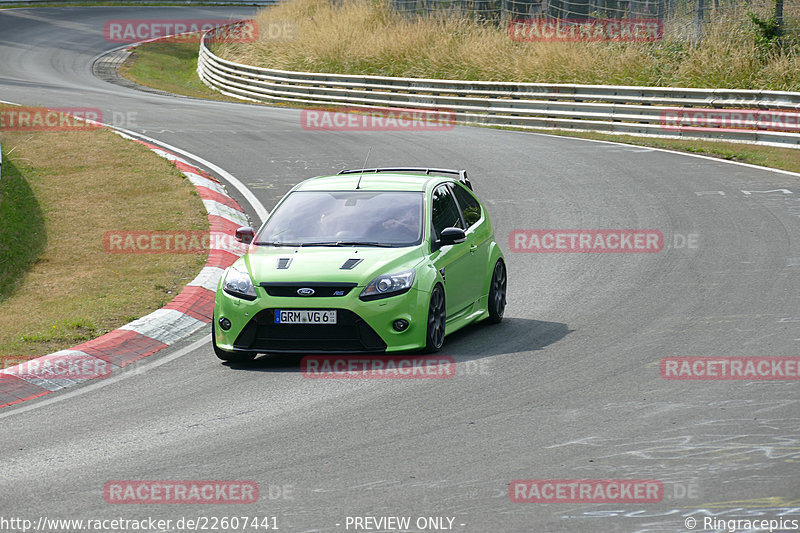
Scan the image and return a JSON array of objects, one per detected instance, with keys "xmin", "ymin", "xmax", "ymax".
[
  {"xmin": 393, "ymin": 319, "xmax": 409, "ymax": 332},
  {"xmin": 219, "ymin": 317, "xmax": 232, "ymax": 331}
]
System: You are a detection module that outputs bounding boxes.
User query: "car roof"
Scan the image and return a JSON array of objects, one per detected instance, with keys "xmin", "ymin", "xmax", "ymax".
[{"xmin": 296, "ymin": 173, "xmax": 441, "ymax": 192}]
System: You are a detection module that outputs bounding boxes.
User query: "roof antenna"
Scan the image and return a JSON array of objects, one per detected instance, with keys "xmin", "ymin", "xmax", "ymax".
[{"xmin": 356, "ymin": 146, "xmax": 372, "ymax": 190}]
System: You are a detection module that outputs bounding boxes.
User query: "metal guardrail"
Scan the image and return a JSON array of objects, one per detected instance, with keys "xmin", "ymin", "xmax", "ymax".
[{"xmin": 197, "ymin": 26, "xmax": 800, "ymax": 148}]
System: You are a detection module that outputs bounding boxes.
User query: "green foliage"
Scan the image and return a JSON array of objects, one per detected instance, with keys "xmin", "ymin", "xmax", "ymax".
[{"xmin": 747, "ymin": 9, "xmax": 783, "ymax": 49}]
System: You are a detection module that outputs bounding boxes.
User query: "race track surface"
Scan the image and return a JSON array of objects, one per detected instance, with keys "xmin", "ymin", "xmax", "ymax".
[{"xmin": 1, "ymin": 7, "xmax": 798, "ymax": 533}]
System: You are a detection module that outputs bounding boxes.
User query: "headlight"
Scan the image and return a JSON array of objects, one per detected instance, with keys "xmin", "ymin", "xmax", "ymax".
[
  {"xmin": 222, "ymin": 266, "xmax": 258, "ymax": 301},
  {"xmin": 360, "ymin": 269, "xmax": 415, "ymax": 301}
]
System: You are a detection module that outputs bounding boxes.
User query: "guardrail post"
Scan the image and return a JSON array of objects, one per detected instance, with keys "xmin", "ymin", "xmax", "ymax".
[{"xmin": 695, "ymin": 0, "xmax": 705, "ymax": 40}]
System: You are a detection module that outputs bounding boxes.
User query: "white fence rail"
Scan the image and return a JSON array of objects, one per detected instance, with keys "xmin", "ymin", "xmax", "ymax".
[{"xmin": 197, "ymin": 28, "xmax": 800, "ymax": 148}]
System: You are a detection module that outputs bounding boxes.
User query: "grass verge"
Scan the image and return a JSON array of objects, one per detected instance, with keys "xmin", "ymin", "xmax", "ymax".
[
  {"xmin": 120, "ymin": 37, "xmax": 239, "ymax": 101},
  {"xmin": 0, "ymin": 158, "xmax": 47, "ymax": 302},
  {"xmin": 0, "ymin": 106, "xmax": 208, "ymax": 358},
  {"xmin": 214, "ymin": 0, "xmax": 800, "ymax": 90}
]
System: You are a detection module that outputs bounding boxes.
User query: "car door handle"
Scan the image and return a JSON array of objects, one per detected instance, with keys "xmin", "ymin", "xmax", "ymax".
[{"xmin": 469, "ymin": 245, "xmax": 477, "ymax": 254}]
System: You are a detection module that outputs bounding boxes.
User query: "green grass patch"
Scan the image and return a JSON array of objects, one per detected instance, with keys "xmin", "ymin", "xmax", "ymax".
[
  {"xmin": 0, "ymin": 158, "xmax": 47, "ymax": 302},
  {"xmin": 121, "ymin": 38, "xmax": 240, "ymax": 101},
  {"xmin": 0, "ymin": 106, "xmax": 209, "ymax": 358}
]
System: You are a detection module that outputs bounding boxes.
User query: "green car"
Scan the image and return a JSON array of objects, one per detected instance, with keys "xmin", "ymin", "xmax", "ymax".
[{"xmin": 212, "ymin": 167, "xmax": 506, "ymax": 362}]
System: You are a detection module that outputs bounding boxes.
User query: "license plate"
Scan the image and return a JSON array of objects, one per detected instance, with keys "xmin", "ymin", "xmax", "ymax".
[{"xmin": 275, "ymin": 309, "xmax": 337, "ymax": 325}]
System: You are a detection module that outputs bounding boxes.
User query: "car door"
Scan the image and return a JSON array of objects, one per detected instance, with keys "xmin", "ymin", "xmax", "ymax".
[
  {"xmin": 451, "ymin": 182, "xmax": 491, "ymax": 304},
  {"xmin": 429, "ymin": 183, "xmax": 474, "ymax": 318}
]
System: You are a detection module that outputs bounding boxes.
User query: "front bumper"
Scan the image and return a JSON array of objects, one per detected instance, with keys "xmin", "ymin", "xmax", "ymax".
[{"xmin": 213, "ymin": 284, "xmax": 429, "ymax": 354}]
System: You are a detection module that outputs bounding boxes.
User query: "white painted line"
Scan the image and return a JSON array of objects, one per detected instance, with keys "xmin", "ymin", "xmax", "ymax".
[
  {"xmin": 0, "ymin": 335, "xmax": 211, "ymax": 420},
  {"xmin": 149, "ymin": 147, "xmax": 190, "ymax": 166},
  {"xmin": 0, "ymin": 350, "xmax": 100, "ymax": 392},
  {"xmin": 187, "ymin": 266, "xmax": 225, "ymax": 291},
  {"xmin": 518, "ymin": 130, "xmax": 800, "ymax": 179},
  {"xmin": 0, "ymin": 98, "xmax": 262, "ymax": 411},
  {"xmin": 202, "ymin": 198, "xmax": 249, "ymax": 226},
  {"xmin": 183, "ymin": 171, "xmax": 227, "ymax": 195},
  {"xmin": 107, "ymin": 125, "xmax": 269, "ymax": 224},
  {"xmin": 120, "ymin": 309, "xmax": 206, "ymax": 346}
]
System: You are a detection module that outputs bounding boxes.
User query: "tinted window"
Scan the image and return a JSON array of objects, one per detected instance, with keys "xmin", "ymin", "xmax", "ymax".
[
  {"xmin": 255, "ymin": 191, "xmax": 423, "ymax": 246},
  {"xmin": 452, "ymin": 184, "xmax": 482, "ymax": 228},
  {"xmin": 431, "ymin": 184, "xmax": 463, "ymax": 240}
]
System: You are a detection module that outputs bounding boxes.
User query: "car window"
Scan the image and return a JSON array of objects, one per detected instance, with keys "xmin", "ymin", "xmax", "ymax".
[
  {"xmin": 452, "ymin": 184, "xmax": 482, "ymax": 228},
  {"xmin": 431, "ymin": 184, "xmax": 463, "ymax": 240},
  {"xmin": 255, "ymin": 191, "xmax": 423, "ymax": 246}
]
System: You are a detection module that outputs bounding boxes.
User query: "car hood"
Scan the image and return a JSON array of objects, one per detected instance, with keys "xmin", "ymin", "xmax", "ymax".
[{"xmin": 243, "ymin": 245, "xmax": 425, "ymax": 286}]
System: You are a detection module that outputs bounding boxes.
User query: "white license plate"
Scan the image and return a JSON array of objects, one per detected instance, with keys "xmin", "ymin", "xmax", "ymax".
[{"xmin": 275, "ymin": 309, "xmax": 337, "ymax": 325}]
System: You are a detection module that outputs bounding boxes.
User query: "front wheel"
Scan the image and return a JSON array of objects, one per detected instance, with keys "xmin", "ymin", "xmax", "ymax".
[
  {"xmin": 486, "ymin": 260, "xmax": 507, "ymax": 324},
  {"xmin": 424, "ymin": 284, "xmax": 446, "ymax": 353},
  {"xmin": 212, "ymin": 317, "xmax": 256, "ymax": 363}
]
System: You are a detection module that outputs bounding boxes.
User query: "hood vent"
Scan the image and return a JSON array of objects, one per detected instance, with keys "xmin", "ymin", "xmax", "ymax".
[
  {"xmin": 340, "ymin": 258, "xmax": 363, "ymax": 270},
  {"xmin": 276, "ymin": 257, "xmax": 292, "ymax": 269}
]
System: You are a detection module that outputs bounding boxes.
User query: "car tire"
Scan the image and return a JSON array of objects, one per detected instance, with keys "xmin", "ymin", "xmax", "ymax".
[
  {"xmin": 212, "ymin": 318, "xmax": 256, "ymax": 363},
  {"xmin": 486, "ymin": 259, "xmax": 507, "ymax": 324},
  {"xmin": 424, "ymin": 284, "xmax": 446, "ymax": 353}
]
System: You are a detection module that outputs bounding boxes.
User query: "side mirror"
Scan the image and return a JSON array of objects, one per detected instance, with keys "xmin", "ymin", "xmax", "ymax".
[
  {"xmin": 235, "ymin": 226, "xmax": 255, "ymax": 244},
  {"xmin": 437, "ymin": 227, "xmax": 466, "ymax": 249}
]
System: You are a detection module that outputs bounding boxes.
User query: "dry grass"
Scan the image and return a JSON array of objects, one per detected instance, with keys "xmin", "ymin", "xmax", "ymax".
[
  {"xmin": 0, "ymin": 112, "xmax": 208, "ymax": 357},
  {"xmin": 213, "ymin": 0, "xmax": 800, "ymax": 90}
]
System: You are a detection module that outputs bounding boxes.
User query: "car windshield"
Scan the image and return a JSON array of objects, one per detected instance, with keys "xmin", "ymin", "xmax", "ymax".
[{"xmin": 255, "ymin": 190, "xmax": 424, "ymax": 247}]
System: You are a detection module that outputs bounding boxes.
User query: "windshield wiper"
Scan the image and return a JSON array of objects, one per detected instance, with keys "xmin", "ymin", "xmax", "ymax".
[
  {"xmin": 297, "ymin": 241, "xmax": 341, "ymax": 247},
  {"xmin": 253, "ymin": 241, "xmax": 302, "ymax": 247},
  {"xmin": 260, "ymin": 241, "xmax": 399, "ymax": 247},
  {"xmin": 333, "ymin": 241, "xmax": 396, "ymax": 247}
]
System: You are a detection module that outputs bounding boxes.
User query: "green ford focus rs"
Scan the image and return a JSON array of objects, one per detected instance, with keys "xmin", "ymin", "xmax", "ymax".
[{"xmin": 213, "ymin": 167, "xmax": 506, "ymax": 362}]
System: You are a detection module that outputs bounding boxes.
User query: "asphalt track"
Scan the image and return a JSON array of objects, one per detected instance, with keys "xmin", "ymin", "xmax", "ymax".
[{"xmin": 1, "ymin": 6, "xmax": 799, "ymax": 533}]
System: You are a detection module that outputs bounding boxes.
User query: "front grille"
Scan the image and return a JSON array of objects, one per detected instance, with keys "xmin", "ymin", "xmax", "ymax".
[
  {"xmin": 259, "ymin": 282, "xmax": 357, "ymax": 298},
  {"xmin": 233, "ymin": 309, "xmax": 387, "ymax": 353}
]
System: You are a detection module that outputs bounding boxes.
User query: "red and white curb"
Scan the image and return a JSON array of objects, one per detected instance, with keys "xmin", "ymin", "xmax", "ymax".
[{"xmin": 0, "ymin": 133, "xmax": 250, "ymax": 409}]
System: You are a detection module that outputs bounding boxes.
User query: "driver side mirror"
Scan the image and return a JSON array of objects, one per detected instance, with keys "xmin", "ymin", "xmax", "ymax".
[
  {"xmin": 235, "ymin": 226, "xmax": 255, "ymax": 244},
  {"xmin": 434, "ymin": 227, "xmax": 466, "ymax": 250}
]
